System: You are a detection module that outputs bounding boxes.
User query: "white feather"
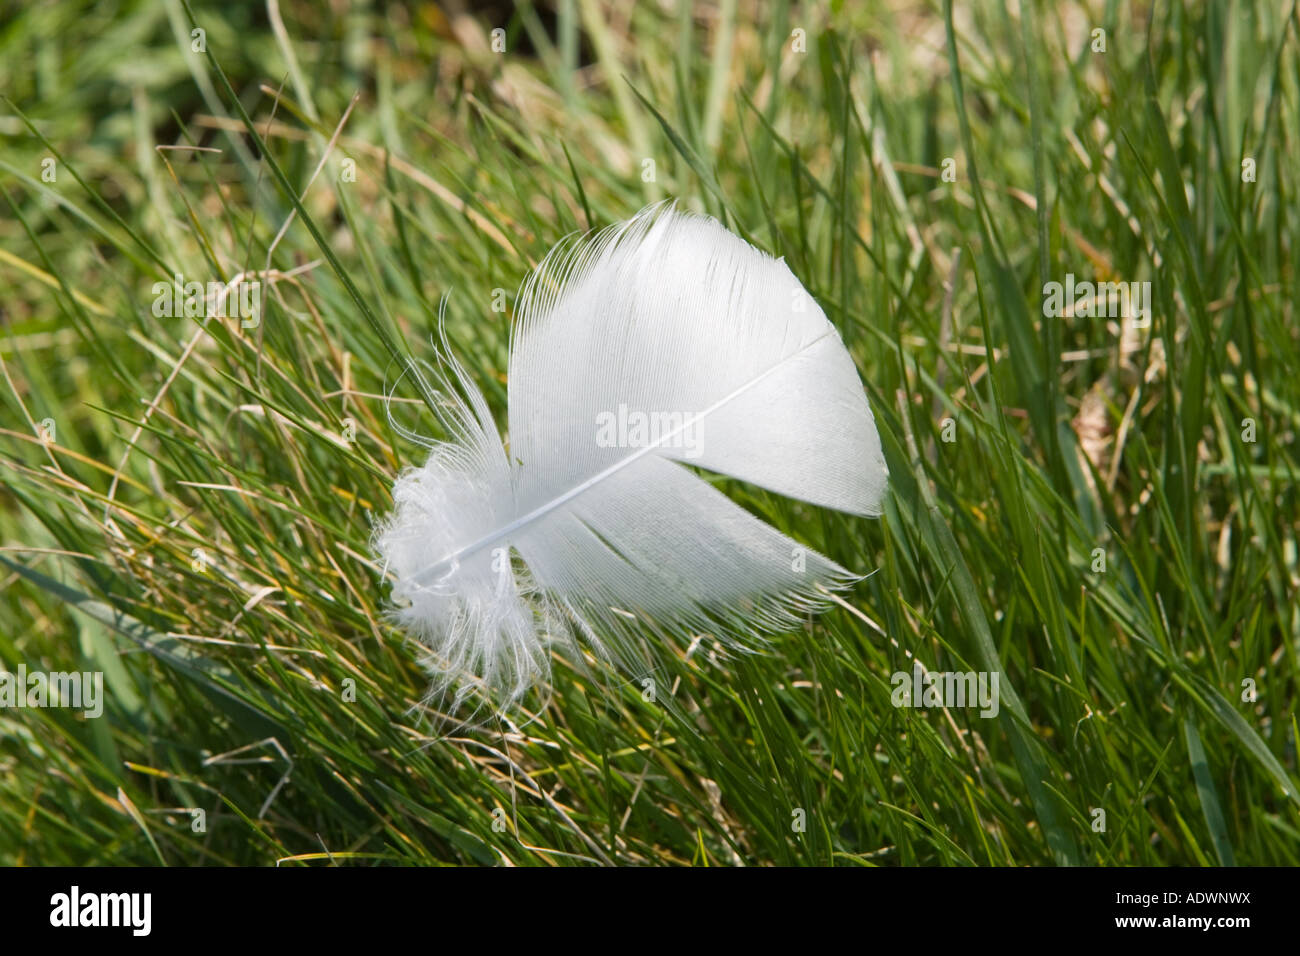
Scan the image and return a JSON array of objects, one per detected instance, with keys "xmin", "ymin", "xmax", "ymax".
[{"xmin": 374, "ymin": 202, "xmax": 888, "ymax": 709}]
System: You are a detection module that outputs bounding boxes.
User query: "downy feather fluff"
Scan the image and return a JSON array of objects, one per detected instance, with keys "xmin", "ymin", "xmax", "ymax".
[{"xmin": 374, "ymin": 202, "xmax": 888, "ymax": 709}]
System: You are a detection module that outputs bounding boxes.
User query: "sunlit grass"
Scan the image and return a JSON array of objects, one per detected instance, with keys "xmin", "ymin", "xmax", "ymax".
[{"xmin": 1, "ymin": 0, "xmax": 1297, "ymax": 865}]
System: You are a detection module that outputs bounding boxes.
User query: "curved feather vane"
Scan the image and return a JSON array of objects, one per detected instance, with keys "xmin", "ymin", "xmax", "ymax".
[{"xmin": 374, "ymin": 203, "xmax": 887, "ymax": 709}]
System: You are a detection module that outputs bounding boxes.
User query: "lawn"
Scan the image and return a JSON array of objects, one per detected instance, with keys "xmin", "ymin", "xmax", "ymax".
[{"xmin": 1, "ymin": 0, "xmax": 1297, "ymax": 866}]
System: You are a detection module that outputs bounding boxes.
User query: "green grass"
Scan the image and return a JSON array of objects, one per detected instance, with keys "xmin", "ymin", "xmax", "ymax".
[{"xmin": 1, "ymin": 0, "xmax": 1298, "ymax": 866}]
